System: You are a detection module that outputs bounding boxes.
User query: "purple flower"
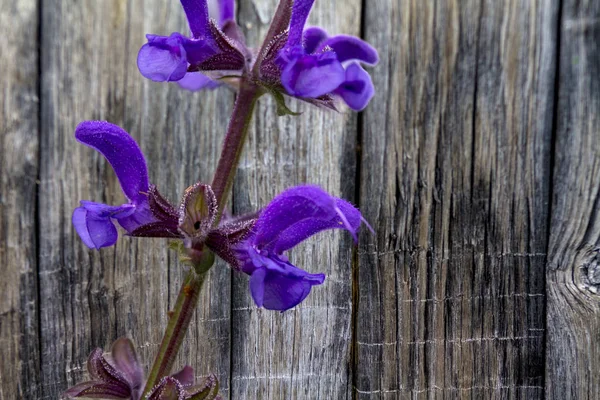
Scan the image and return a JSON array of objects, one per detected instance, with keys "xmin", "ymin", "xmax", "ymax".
[
  {"xmin": 137, "ymin": 0, "xmax": 245, "ymax": 91},
  {"xmin": 213, "ymin": 185, "xmax": 365, "ymax": 311},
  {"xmin": 72, "ymin": 121, "xmax": 161, "ymax": 249},
  {"xmin": 139, "ymin": 0, "xmax": 378, "ymax": 110},
  {"xmin": 261, "ymin": 0, "xmax": 378, "ymax": 110},
  {"xmin": 64, "ymin": 338, "xmax": 221, "ymax": 400}
]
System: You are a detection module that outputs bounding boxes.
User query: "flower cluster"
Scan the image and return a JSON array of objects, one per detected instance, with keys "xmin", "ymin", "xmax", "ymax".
[
  {"xmin": 137, "ymin": 0, "xmax": 378, "ymax": 110},
  {"xmin": 64, "ymin": 338, "xmax": 222, "ymax": 400},
  {"xmin": 72, "ymin": 121, "xmax": 367, "ymax": 311}
]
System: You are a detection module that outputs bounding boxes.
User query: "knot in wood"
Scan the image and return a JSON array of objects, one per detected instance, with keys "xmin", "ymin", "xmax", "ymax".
[{"xmin": 580, "ymin": 249, "xmax": 600, "ymax": 294}]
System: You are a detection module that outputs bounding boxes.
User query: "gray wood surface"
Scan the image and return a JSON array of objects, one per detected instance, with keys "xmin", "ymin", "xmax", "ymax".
[
  {"xmin": 38, "ymin": 1, "xmax": 232, "ymax": 398},
  {"xmin": 231, "ymin": 1, "xmax": 360, "ymax": 398},
  {"xmin": 0, "ymin": 1, "xmax": 40, "ymax": 398},
  {"xmin": 2, "ymin": 0, "xmax": 600, "ymax": 399},
  {"xmin": 546, "ymin": 0, "xmax": 600, "ymax": 398},
  {"xmin": 357, "ymin": 0, "xmax": 558, "ymax": 398}
]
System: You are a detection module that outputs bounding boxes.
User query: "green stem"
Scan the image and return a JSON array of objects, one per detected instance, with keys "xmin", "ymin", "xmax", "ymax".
[
  {"xmin": 143, "ymin": 76, "xmax": 262, "ymax": 398},
  {"xmin": 141, "ymin": 257, "xmax": 211, "ymax": 397}
]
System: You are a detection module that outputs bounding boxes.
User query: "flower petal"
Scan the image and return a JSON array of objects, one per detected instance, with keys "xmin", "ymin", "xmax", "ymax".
[
  {"xmin": 249, "ymin": 264, "xmax": 325, "ymax": 311},
  {"xmin": 116, "ymin": 201, "xmax": 159, "ymax": 233},
  {"xmin": 318, "ymin": 34, "xmax": 379, "ymax": 65},
  {"xmin": 288, "ymin": 0, "xmax": 315, "ymax": 47},
  {"xmin": 303, "ymin": 27, "xmax": 328, "ymax": 54},
  {"xmin": 280, "ymin": 51, "xmax": 345, "ymax": 98},
  {"xmin": 137, "ymin": 34, "xmax": 189, "ymax": 82},
  {"xmin": 72, "ymin": 207, "xmax": 119, "ymax": 249},
  {"xmin": 334, "ymin": 63, "xmax": 375, "ymax": 111},
  {"xmin": 177, "ymin": 72, "xmax": 220, "ymax": 91},
  {"xmin": 219, "ymin": 0, "xmax": 235, "ymax": 24},
  {"xmin": 253, "ymin": 185, "xmax": 361, "ymax": 253},
  {"xmin": 109, "ymin": 338, "xmax": 144, "ymax": 395},
  {"xmin": 75, "ymin": 121, "xmax": 149, "ymax": 204},
  {"xmin": 181, "ymin": 0, "xmax": 212, "ymax": 39}
]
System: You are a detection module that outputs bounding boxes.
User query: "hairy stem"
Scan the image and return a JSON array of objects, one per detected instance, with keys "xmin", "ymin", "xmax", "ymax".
[
  {"xmin": 211, "ymin": 78, "xmax": 261, "ymax": 216},
  {"xmin": 141, "ymin": 256, "xmax": 211, "ymax": 397}
]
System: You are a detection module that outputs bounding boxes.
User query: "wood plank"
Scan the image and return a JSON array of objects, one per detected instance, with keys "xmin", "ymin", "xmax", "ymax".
[
  {"xmin": 231, "ymin": 0, "xmax": 361, "ymax": 398},
  {"xmin": 38, "ymin": 1, "xmax": 231, "ymax": 398},
  {"xmin": 0, "ymin": 0, "xmax": 40, "ymax": 398},
  {"xmin": 357, "ymin": 0, "xmax": 557, "ymax": 398},
  {"xmin": 546, "ymin": 0, "xmax": 600, "ymax": 398}
]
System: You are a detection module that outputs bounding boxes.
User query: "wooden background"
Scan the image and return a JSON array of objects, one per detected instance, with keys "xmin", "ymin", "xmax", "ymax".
[{"xmin": 1, "ymin": 0, "xmax": 599, "ymax": 398}]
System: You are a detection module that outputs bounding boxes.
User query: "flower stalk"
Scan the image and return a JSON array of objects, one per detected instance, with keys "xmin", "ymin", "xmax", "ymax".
[{"xmin": 141, "ymin": 259, "xmax": 210, "ymax": 398}]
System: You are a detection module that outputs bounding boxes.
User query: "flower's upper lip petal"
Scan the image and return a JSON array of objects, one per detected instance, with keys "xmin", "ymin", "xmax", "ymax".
[
  {"xmin": 180, "ymin": 0, "xmax": 212, "ymax": 39},
  {"xmin": 287, "ymin": 0, "xmax": 316, "ymax": 47},
  {"xmin": 217, "ymin": 0, "xmax": 235, "ymax": 25},
  {"xmin": 318, "ymin": 34, "xmax": 379, "ymax": 65},
  {"xmin": 75, "ymin": 121, "xmax": 149, "ymax": 204},
  {"xmin": 303, "ymin": 26, "xmax": 328, "ymax": 54},
  {"xmin": 252, "ymin": 185, "xmax": 362, "ymax": 253}
]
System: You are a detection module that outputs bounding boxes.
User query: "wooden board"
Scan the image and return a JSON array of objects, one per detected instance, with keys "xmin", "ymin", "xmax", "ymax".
[
  {"xmin": 231, "ymin": 0, "xmax": 361, "ymax": 398},
  {"xmin": 38, "ymin": 1, "xmax": 232, "ymax": 398},
  {"xmin": 356, "ymin": 0, "xmax": 558, "ymax": 398},
  {"xmin": 546, "ymin": 0, "xmax": 600, "ymax": 398},
  {"xmin": 0, "ymin": 0, "xmax": 40, "ymax": 398}
]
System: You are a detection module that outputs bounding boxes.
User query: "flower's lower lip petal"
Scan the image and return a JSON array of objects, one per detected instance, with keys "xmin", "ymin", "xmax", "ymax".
[
  {"xmin": 334, "ymin": 63, "xmax": 375, "ymax": 111},
  {"xmin": 116, "ymin": 202, "xmax": 157, "ymax": 234},
  {"xmin": 72, "ymin": 207, "xmax": 96, "ymax": 248},
  {"xmin": 137, "ymin": 41, "xmax": 188, "ymax": 82},
  {"xmin": 176, "ymin": 72, "xmax": 220, "ymax": 91},
  {"xmin": 72, "ymin": 207, "xmax": 118, "ymax": 249},
  {"xmin": 259, "ymin": 270, "xmax": 324, "ymax": 311},
  {"xmin": 249, "ymin": 267, "xmax": 267, "ymax": 307},
  {"xmin": 281, "ymin": 53, "xmax": 345, "ymax": 98}
]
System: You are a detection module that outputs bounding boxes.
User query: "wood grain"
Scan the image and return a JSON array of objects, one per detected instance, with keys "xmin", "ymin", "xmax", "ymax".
[
  {"xmin": 0, "ymin": 0, "xmax": 40, "ymax": 398},
  {"xmin": 356, "ymin": 0, "xmax": 557, "ymax": 398},
  {"xmin": 231, "ymin": 0, "xmax": 361, "ymax": 398},
  {"xmin": 546, "ymin": 0, "xmax": 600, "ymax": 398},
  {"xmin": 38, "ymin": 0, "xmax": 232, "ymax": 398}
]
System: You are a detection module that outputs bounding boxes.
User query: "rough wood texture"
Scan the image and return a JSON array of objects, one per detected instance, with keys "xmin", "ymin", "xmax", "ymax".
[
  {"xmin": 0, "ymin": 0, "xmax": 40, "ymax": 398},
  {"xmin": 38, "ymin": 1, "xmax": 231, "ymax": 398},
  {"xmin": 3, "ymin": 0, "xmax": 600, "ymax": 399},
  {"xmin": 357, "ymin": 0, "xmax": 557, "ymax": 398},
  {"xmin": 546, "ymin": 0, "xmax": 600, "ymax": 398},
  {"xmin": 231, "ymin": 1, "xmax": 360, "ymax": 398}
]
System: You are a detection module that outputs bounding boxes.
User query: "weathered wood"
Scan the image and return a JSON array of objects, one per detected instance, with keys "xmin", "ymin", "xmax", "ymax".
[
  {"xmin": 0, "ymin": 0, "xmax": 40, "ymax": 398},
  {"xmin": 38, "ymin": 1, "xmax": 231, "ymax": 398},
  {"xmin": 231, "ymin": 0, "xmax": 361, "ymax": 398},
  {"xmin": 357, "ymin": 0, "xmax": 557, "ymax": 398},
  {"xmin": 546, "ymin": 0, "xmax": 600, "ymax": 398}
]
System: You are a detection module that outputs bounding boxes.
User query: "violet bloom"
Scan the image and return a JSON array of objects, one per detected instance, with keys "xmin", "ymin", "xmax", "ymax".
[
  {"xmin": 268, "ymin": 0, "xmax": 378, "ymax": 110},
  {"xmin": 137, "ymin": 0, "xmax": 246, "ymax": 91},
  {"xmin": 138, "ymin": 0, "xmax": 378, "ymax": 110},
  {"xmin": 217, "ymin": 186, "xmax": 364, "ymax": 311},
  {"xmin": 64, "ymin": 338, "xmax": 221, "ymax": 400},
  {"xmin": 72, "ymin": 122, "xmax": 160, "ymax": 249}
]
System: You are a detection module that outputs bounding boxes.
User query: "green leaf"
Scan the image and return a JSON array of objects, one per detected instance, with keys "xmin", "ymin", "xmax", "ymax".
[{"xmin": 268, "ymin": 89, "xmax": 301, "ymax": 117}]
